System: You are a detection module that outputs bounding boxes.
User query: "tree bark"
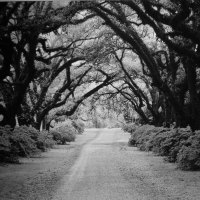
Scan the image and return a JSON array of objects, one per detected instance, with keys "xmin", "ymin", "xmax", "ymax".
[{"xmin": 184, "ymin": 58, "xmax": 200, "ymax": 130}]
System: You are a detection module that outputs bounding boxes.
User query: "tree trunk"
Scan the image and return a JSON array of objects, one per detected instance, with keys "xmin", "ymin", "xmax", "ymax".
[
  {"xmin": 185, "ymin": 59, "xmax": 200, "ymax": 130},
  {"xmin": 15, "ymin": 115, "xmax": 19, "ymax": 127},
  {"xmin": 46, "ymin": 122, "xmax": 51, "ymax": 131},
  {"xmin": 0, "ymin": 107, "xmax": 16, "ymax": 128},
  {"xmin": 40, "ymin": 121, "xmax": 43, "ymax": 132}
]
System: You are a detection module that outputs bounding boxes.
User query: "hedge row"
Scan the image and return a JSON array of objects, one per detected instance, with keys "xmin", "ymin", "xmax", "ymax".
[
  {"xmin": 123, "ymin": 124, "xmax": 200, "ymax": 170},
  {"xmin": 50, "ymin": 119, "xmax": 85, "ymax": 145},
  {"xmin": 0, "ymin": 119, "xmax": 85, "ymax": 163},
  {"xmin": 0, "ymin": 126, "xmax": 55, "ymax": 163},
  {"xmin": 121, "ymin": 123, "xmax": 136, "ymax": 134}
]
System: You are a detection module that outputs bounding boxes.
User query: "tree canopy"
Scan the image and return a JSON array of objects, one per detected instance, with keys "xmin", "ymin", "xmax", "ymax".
[{"xmin": 1, "ymin": 1, "xmax": 200, "ymax": 130}]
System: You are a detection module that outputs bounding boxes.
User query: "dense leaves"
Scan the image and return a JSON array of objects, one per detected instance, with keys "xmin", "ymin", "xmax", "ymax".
[
  {"xmin": 1, "ymin": 1, "xmax": 200, "ymax": 130},
  {"xmin": 50, "ymin": 119, "xmax": 83, "ymax": 144},
  {"xmin": 76, "ymin": 0, "xmax": 200, "ymax": 130},
  {"xmin": 124, "ymin": 123, "xmax": 200, "ymax": 170},
  {"xmin": 0, "ymin": 126, "xmax": 55, "ymax": 163},
  {"xmin": 0, "ymin": 2, "xmax": 116, "ymax": 129},
  {"xmin": 1, "ymin": 1, "xmax": 200, "ymax": 169}
]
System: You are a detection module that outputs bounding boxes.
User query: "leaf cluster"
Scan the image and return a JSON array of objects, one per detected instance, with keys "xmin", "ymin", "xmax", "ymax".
[
  {"xmin": 124, "ymin": 124, "xmax": 200, "ymax": 170},
  {"xmin": 0, "ymin": 125, "xmax": 55, "ymax": 163}
]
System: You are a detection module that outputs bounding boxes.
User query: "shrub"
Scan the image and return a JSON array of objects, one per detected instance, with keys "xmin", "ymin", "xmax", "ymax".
[
  {"xmin": 51, "ymin": 122, "xmax": 77, "ymax": 144},
  {"xmin": 0, "ymin": 125, "xmax": 55, "ymax": 163},
  {"xmin": 57, "ymin": 124, "xmax": 77, "ymax": 136},
  {"xmin": 127, "ymin": 124, "xmax": 200, "ymax": 170},
  {"xmin": 10, "ymin": 126, "xmax": 38, "ymax": 157},
  {"xmin": 128, "ymin": 125, "xmax": 191, "ymax": 160},
  {"xmin": 0, "ymin": 126, "xmax": 37, "ymax": 162},
  {"xmin": 158, "ymin": 128, "xmax": 191, "ymax": 162},
  {"xmin": 12, "ymin": 126, "xmax": 55, "ymax": 154},
  {"xmin": 0, "ymin": 126, "xmax": 15, "ymax": 163},
  {"xmin": 138, "ymin": 127, "xmax": 168, "ymax": 151},
  {"xmin": 24, "ymin": 126, "xmax": 40, "ymax": 141},
  {"xmin": 36, "ymin": 131, "xmax": 55, "ymax": 151},
  {"xmin": 122, "ymin": 123, "xmax": 137, "ymax": 134},
  {"xmin": 51, "ymin": 130, "xmax": 76, "ymax": 144},
  {"xmin": 177, "ymin": 132, "xmax": 200, "ymax": 170},
  {"xmin": 128, "ymin": 125, "xmax": 163, "ymax": 148},
  {"xmin": 72, "ymin": 120, "xmax": 85, "ymax": 134},
  {"xmin": 51, "ymin": 130, "xmax": 62, "ymax": 144},
  {"xmin": 145, "ymin": 128, "xmax": 168, "ymax": 152}
]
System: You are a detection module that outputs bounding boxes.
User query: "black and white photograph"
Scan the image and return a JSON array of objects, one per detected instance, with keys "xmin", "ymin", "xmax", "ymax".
[{"xmin": 0, "ymin": 0, "xmax": 200, "ymax": 199}]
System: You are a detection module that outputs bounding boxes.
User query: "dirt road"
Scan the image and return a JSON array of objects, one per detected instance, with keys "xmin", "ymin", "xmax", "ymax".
[
  {"xmin": 1, "ymin": 128, "xmax": 200, "ymax": 200},
  {"xmin": 53, "ymin": 128, "xmax": 136, "ymax": 200}
]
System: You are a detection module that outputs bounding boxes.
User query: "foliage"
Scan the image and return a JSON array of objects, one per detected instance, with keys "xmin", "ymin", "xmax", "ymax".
[
  {"xmin": 0, "ymin": 2, "xmax": 115, "ymax": 129},
  {"xmin": 124, "ymin": 124, "xmax": 200, "ymax": 170},
  {"xmin": 51, "ymin": 120, "xmax": 78, "ymax": 144},
  {"xmin": 0, "ymin": 126, "xmax": 15, "ymax": 163},
  {"xmin": 72, "ymin": 120, "xmax": 85, "ymax": 134},
  {"xmin": 1, "ymin": 0, "xmax": 200, "ymax": 138},
  {"xmin": 10, "ymin": 126, "xmax": 38, "ymax": 157},
  {"xmin": 149, "ymin": 127, "xmax": 191, "ymax": 162},
  {"xmin": 0, "ymin": 126, "xmax": 55, "ymax": 163},
  {"xmin": 121, "ymin": 123, "xmax": 137, "ymax": 134},
  {"xmin": 78, "ymin": 0, "xmax": 200, "ymax": 131},
  {"xmin": 51, "ymin": 130, "xmax": 76, "ymax": 144},
  {"xmin": 177, "ymin": 132, "xmax": 200, "ymax": 170},
  {"xmin": 128, "ymin": 125, "xmax": 163, "ymax": 148},
  {"xmin": 36, "ymin": 131, "xmax": 55, "ymax": 151}
]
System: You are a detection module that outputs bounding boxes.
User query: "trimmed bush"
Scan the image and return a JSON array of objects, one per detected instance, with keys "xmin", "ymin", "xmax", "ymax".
[
  {"xmin": 0, "ymin": 126, "xmax": 55, "ymax": 163},
  {"xmin": 156, "ymin": 128, "xmax": 191, "ymax": 162},
  {"xmin": 13, "ymin": 126, "xmax": 55, "ymax": 154},
  {"xmin": 123, "ymin": 123, "xmax": 200, "ymax": 170},
  {"xmin": 177, "ymin": 132, "xmax": 200, "ymax": 170},
  {"xmin": 122, "ymin": 123, "xmax": 137, "ymax": 134},
  {"xmin": 10, "ymin": 126, "xmax": 38, "ymax": 157},
  {"xmin": 51, "ymin": 121, "xmax": 77, "ymax": 144},
  {"xmin": 127, "ymin": 125, "xmax": 165, "ymax": 148},
  {"xmin": 0, "ymin": 126, "xmax": 15, "ymax": 163},
  {"xmin": 51, "ymin": 130, "xmax": 75, "ymax": 144},
  {"xmin": 72, "ymin": 120, "xmax": 85, "ymax": 134},
  {"xmin": 36, "ymin": 131, "xmax": 55, "ymax": 151}
]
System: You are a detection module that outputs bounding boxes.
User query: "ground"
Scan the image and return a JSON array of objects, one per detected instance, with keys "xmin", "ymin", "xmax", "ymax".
[{"xmin": 0, "ymin": 128, "xmax": 200, "ymax": 200}]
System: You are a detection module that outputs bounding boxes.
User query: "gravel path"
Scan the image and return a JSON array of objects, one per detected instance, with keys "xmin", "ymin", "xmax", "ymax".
[{"xmin": 1, "ymin": 128, "xmax": 200, "ymax": 200}]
